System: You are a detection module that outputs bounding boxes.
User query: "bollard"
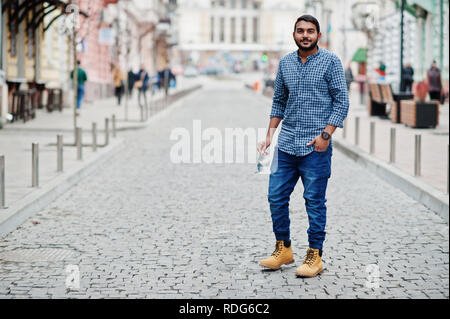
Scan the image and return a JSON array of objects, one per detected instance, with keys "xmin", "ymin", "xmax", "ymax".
[
  {"xmin": 343, "ymin": 118, "xmax": 347, "ymax": 139},
  {"xmin": 76, "ymin": 127, "xmax": 83, "ymax": 160},
  {"xmin": 140, "ymin": 105, "xmax": 144, "ymax": 122},
  {"xmin": 0, "ymin": 155, "xmax": 5, "ymax": 208},
  {"xmin": 105, "ymin": 118, "xmax": 110, "ymax": 146},
  {"xmin": 112, "ymin": 115, "xmax": 117, "ymax": 138},
  {"xmin": 92, "ymin": 123, "xmax": 97, "ymax": 152},
  {"xmin": 389, "ymin": 128, "xmax": 396, "ymax": 164},
  {"xmin": 32, "ymin": 143, "xmax": 39, "ymax": 187},
  {"xmin": 370, "ymin": 121, "xmax": 375, "ymax": 154},
  {"xmin": 414, "ymin": 135, "xmax": 421, "ymax": 177},
  {"xmin": 57, "ymin": 135, "xmax": 63, "ymax": 172},
  {"xmin": 355, "ymin": 117, "xmax": 360, "ymax": 146}
]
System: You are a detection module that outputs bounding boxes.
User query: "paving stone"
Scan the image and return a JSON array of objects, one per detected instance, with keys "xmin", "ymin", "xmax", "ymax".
[{"xmin": 0, "ymin": 84, "xmax": 447, "ymax": 299}]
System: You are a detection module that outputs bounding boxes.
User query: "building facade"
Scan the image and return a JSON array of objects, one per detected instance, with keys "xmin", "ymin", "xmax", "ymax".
[
  {"xmin": 174, "ymin": 0, "xmax": 310, "ymax": 70},
  {"xmin": 365, "ymin": 0, "xmax": 449, "ymax": 90}
]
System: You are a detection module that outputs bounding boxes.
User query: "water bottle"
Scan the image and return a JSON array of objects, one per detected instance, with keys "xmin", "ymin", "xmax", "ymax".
[{"xmin": 257, "ymin": 152, "xmax": 271, "ymax": 174}]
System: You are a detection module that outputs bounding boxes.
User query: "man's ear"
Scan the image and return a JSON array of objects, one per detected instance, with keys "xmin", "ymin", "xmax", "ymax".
[{"xmin": 318, "ymin": 32, "xmax": 322, "ymax": 41}]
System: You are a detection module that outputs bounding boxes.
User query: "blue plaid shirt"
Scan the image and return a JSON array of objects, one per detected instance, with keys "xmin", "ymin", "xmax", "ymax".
[{"xmin": 270, "ymin": 48, "xmax": 349, "ymax": 156}]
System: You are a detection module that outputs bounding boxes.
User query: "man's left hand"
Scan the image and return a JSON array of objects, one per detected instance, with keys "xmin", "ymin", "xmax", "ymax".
[{"xmin": 307, "ymin": 135, "xmax": 330, "ymax": 152}]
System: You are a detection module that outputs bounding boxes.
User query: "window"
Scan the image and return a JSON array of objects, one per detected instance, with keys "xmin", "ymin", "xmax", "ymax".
[
  {"xmin": 231, "ymin": 17, "xmax": 236, "ymax": 43},
  {"xmin": 220, "ymin": 17, "xmax": 225, "ymax": 42},
  {"xmin": 211, "ymin": 0, "xmax": 215, "ymax": 8},
  {"xmin": 218, "ymin": 0, "xmax": 225, "ymax": 7},
  {"xmin": 242, "ymin": 0, "xmax": 247, "ymax": 9},
  {"xmin": 231, "ymin": 0, "xmax": 236, "ymax": 9},
  {"xmin": 210, "ymin": 17, "xmax": 215, "ymax": 42},
  {"xmin": 242, "ymin": 17, "xmax": 247, "ymax": 42},
  {"xmin": 253, "ymin": 1, "xmax": 260, "ymax": 10},
  {"xmin": 253, "ymin": 17, "xmax": 259, "ymax": 43}
]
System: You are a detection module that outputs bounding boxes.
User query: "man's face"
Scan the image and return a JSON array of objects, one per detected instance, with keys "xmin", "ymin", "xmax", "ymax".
[{"xmin": 293, "ymin": 20, "xmax": 321, "ymax": 51}]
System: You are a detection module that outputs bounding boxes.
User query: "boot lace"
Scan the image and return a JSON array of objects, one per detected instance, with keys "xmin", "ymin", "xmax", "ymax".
[
  {"xmin": 303, "ymin": 249, "xmax": 318, "ymax": 266},
  {"xmin": 271, "ymin": 241, "xmax": 283, "ymax": 258}
]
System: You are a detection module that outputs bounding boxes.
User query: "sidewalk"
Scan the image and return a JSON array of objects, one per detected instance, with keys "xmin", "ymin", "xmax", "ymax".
[
  {"xmin": 252, "ymin": 79, "xmax": 449, "ymax": 195},
  {"xmin": 336, "ymin": 85, "xmax": 449, "ymax": 194},
  {"xmin": 0, "ymin": 76, "xmax": 202, "ymax": 226}
]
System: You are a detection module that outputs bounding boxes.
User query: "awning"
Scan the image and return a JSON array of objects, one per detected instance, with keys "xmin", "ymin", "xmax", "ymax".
[
  {"xmin": 407, "ymin": 0, "xmax": 436, "ymax": 14},
  {"xmin": 2, "ymin": 0, "xmax": 89, "ymax": 33},
  {"xmin": 352, "ymin": 48, "xmax": 367, "ymax": 63}
]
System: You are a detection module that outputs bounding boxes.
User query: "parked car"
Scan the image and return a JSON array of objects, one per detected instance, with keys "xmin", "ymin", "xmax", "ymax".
[
  {"xmin": 199, "ymin": 65, "xmax": 225, "ymax": 76},
  {"xmin": 184, "ymin": 66, "xmax": 199, "ymax": 78}
]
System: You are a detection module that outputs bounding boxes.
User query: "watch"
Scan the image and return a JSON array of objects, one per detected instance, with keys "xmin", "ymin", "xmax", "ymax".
[{"xmin": 321, "ymin": 131, "xmax": 331, "ymax": 141}]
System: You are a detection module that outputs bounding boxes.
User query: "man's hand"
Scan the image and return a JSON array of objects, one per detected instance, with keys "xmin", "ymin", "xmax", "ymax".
[
  {"xmin": 307, "ymin": 135, "xmax": 330, "ymax": 152},
  {"xmin": 258, "ymin": 135, "xmax": 272, "ymax": 155}
]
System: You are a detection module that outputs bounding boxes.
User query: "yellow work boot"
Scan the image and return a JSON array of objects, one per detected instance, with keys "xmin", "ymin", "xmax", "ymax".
[
  {"xmin": 260, "ymin": 240, "xmax": 295, "ymax": 270},
  {"xmin": 295, "ymin": 248, "xmax": 324, "ymax": 278}
]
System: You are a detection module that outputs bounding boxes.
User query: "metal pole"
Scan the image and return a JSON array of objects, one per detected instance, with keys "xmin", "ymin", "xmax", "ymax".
[
  {"xmin": 343, "ymin": 118, "xmax": 347, "ymax": 139},
  {"xmin": 76, "ymin": 127, "xmax": 82, "ymax": 160},
  {"xmin": 140, "ymin": 104, "xmax": 144, "ymax": 122},
  {"xmin": 32, "ymin": 143, "xmax": 39, "ymax": 187},
  {"xmin": 105, "ymin": 118, "xmax": 110, "ymax": 146},
  {"xmin": 370, "ymin": 121, "xmax": 375, "ymax": 154},
  {"xmin": 400, "ymin": 0, "xmax": 405, "ymax": 91},
  {"xmin": 73, "ymin": 27, "xmax": 78, "ymax": 145},
  {"xmin": 355, "ymin": 117, "xmax": 360, "ymax": 146},
  {"xmin": 57, "ymin": 135, "xmax": 63, "ymax": 172},
  {"xmin": 112, "ymin": 115, "xmax": 116, "ymax": 138},
  {"xmin": 390, "ymin": 128, "xmax": 396, "ymax": 164},
  {"xmin": 414, "ymin": 134, "xmax": 421, "ymax": 177},
  {"xmin": 447, "ymin": 144, "xmax": 449, "ymax": 194},
  {"xmin": 0, "ymin": 155, "xmax": 5, "ymax": 209},
  {"xmin": 92, "ymin": 123, "xmax": 97, "ymax": 152}
]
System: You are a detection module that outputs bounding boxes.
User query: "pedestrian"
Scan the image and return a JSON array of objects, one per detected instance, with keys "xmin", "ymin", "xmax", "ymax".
[
  {"xmin": 127, "ymin": 69, "xmax": 136, "ymax": 98},
  {"xmin": 427, "ymin": 60, "xmax": 442, "ymax": 101},
  {"xmin": 136, "ymin": 65, "xmax": 150, "ymax": 108},
  {"xmin": 257, "ymin": 15, "xmax": 349, "ymax": 278},
  {"xmin": 70, "ymin": 60, "xmax": 88, "ymax": 116},
  {"xmin": 375, "ymin": 61, "xmax": 386, "ymax": 82},
  {"xmin": 401, "ymin": 63, "xmax": 414, "ymax": 93},
  {"xmin": 158, "ymin": 67, "xmax": 176, "ymax": 95},
  {"xmin": 113, "ymin": 64, "xmax": 125, "ymax": 106},
  {"xmin": 344, "ymin": 62, "xmax": 354, "ymax": 92}
]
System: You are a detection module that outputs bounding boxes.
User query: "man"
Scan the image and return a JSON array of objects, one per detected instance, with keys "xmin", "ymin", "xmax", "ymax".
[
  {"xmin": 258, "ymin": 15, "xmax": 349, "ymax": 278},
  {"xmin": 427, "ymin": 60, "xmax": 442, "ymax": 101},
  {"xmin": 137, "ymin": 65, "xmax": 150, "ymax": 109},
  {"xmin": 344, "ymin": 62, "xmax": 354, "ymax": 92},
  {"xmin": 127, "ymin": 69, "xmax": 137, "ymax": 98},
  {"xmin": 401, "ymin": 63, "xmax": 414, "ymax": 93},
  {"xmin": 70, "ymin": 60, "xmax": 88, "ymax": 116}
]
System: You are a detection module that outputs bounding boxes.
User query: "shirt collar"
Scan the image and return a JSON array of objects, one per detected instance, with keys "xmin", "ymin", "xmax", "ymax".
[{"xmin": 295, "ymin": 46, "xmax": 322, "ymax": 62}]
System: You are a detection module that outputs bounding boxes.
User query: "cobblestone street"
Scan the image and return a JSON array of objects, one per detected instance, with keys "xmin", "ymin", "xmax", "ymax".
[{"xmin": 0, "ymin": 80, "xmax": 448, "ymax": 299}]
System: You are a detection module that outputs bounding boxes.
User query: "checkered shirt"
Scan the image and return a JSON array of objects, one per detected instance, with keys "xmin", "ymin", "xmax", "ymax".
[{"xmin": 270, "ymin": 48, "xmax": 349, "ymax": 156}]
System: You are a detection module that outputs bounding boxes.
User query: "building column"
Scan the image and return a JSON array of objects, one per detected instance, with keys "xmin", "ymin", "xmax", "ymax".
[{"xmin": 17, "ymin": 0, "xmax": 25, "ymax": 78}]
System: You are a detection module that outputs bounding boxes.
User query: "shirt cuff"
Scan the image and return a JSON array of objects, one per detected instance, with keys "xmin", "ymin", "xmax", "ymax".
[
  {"xmin": 327, "ymin": 114, "xmax": 345, "ymax": 128},
  {"xmin": 270, "ymin": 108, "xmax": 284, "ymax": 119}
]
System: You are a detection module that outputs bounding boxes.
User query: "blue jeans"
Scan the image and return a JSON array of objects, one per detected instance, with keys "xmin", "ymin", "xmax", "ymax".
[
  {"xmin": 268, "ymin": 146, "xmax": 332, "ymax": 250},
  {"xmin": 77, "ymin": 85, "xmax": 85, "ymax": 110}
]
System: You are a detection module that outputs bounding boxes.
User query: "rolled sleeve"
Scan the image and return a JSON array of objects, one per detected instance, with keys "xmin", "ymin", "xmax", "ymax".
[
  {"xmin": 326, "ymin": 56, "xmax": 349, "ymax": 128},
  {"xmin": 270, "ymin": 61, "xmax": 288, "ymax": 119}
]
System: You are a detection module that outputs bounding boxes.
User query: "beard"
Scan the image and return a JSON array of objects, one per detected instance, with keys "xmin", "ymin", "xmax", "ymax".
[{"xmin": 295, "ymin": 38, "xmax": 319, "ymax": 51}]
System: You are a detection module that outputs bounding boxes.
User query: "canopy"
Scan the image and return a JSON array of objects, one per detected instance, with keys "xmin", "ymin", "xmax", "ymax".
[{"xmin": 352, "ymin": 48, "xmax": 367, "ymax": 63}]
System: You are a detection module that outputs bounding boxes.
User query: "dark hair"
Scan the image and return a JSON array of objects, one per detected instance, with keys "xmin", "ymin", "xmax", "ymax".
[
  {"xmin": 77, "ymin": 60, "xmax": 81, "ymax": 65},
  {"xmin": 294, "ymin": 15, "xmax": 320, "ymax": 34}
]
